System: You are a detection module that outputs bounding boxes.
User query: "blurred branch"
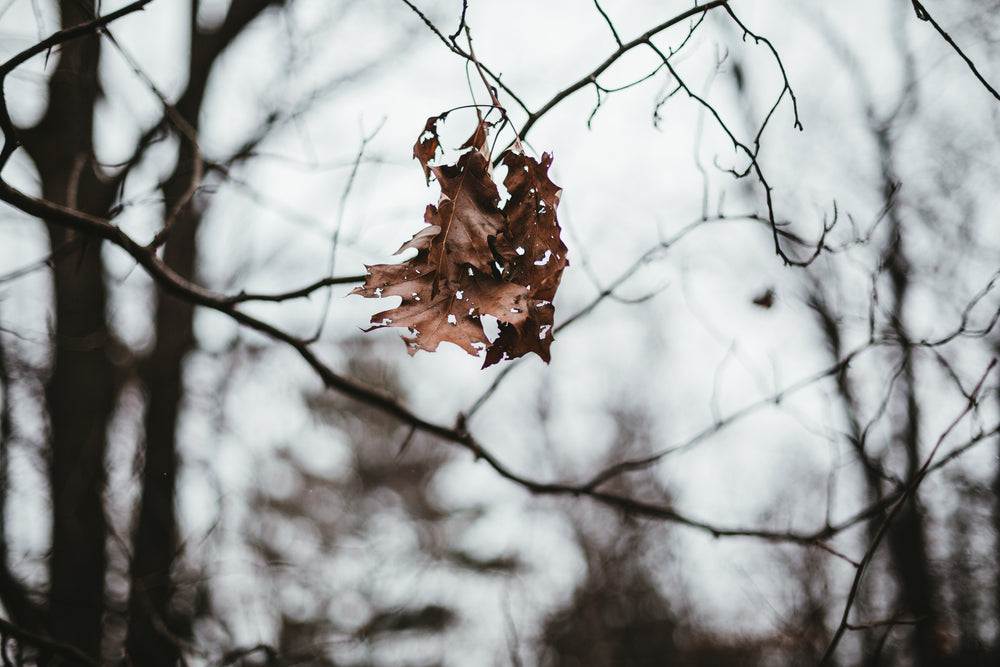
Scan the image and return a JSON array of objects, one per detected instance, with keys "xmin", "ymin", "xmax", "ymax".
[
  {"xmin": 847, "ymin": 616, "xmax": 923, "ymax": 630},
  {"xmin": 0, "ymin": 239, "xmax": 81, "ymax": 284},
  {"xmin": 217, "ymin": 644, "xmax": 278, "ymax": 666},
  {"xmin": 192, "ymin": 0, "xmax": 282, "ymax": 71},
  {"xmin": 0, "ymin": 0, "xmax": 155, "ymax": 166},
  {"xmin": 807, "ymin": 287, "xmax": 894, "ymax": 487},
  {"xmin": 98, "ymin": 26, "xmax": 204, "ymax": 251}
]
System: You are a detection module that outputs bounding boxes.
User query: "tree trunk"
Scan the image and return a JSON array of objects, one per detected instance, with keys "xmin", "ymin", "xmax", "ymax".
[
  {"xmin": 123, "ymin": 4, "xmax": 279, "ymax": 660},
  {"xmin": 18, "ymin": 1, "xmax": 117, "ymax": 659},
  {"xmin": 124, "ymin": 149, "xmax": 199, "ymax": 666},
  {"xmin": 882, "ymin": 202, "xmax": 942, "ymax": 666}
]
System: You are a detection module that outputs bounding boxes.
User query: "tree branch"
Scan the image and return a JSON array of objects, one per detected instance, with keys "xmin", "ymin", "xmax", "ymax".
[
  {"xmin": 910, "ymin": 0, "xmax": 1000, "ymax": 102},
  {"xmin": 518, "ymin": 0, "xmax": 733, "ymax": 141}
]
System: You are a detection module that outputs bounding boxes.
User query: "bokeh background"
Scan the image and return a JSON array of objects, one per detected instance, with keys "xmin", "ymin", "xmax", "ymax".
[{"xmin": 0, "ymin": 1, "xmax": 999, "ymax": 665}]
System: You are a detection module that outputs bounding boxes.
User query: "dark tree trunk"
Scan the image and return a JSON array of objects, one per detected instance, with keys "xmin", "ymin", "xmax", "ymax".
[
  {"xmin": 18, "ymin": 1, "xmax": 117, "ymax": 659},
  {"xmin": 124, "ymin": 152, "xmax": 198, "ymax": 666},
  {"xmin": 43, "ymin": 233, "xmax": 114, "ymax": 661},
  {"xmin": 993, "ymin": 341, "xmax": 1000, "ymax": 664},
  {"xmin": 881, "ymin": 196, "xmax": 942, "ymax": 666}
]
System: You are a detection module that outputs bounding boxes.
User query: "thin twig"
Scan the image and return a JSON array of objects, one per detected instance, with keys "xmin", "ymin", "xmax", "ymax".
[
  {"xmin": 592, "ymin": 0, "xmax": 622, "ymax": 47},
  {"xmin": 518, "ymin": 0, "xmax": 733, "ymax": 142},
  {"xmin": 307, "ymin": 119, "xmax": 385, "ymax": 343},
  {"xmin": 96, "ymin": 24, "xmax": 205, "ymax": 250},
  {"xmin": 224, "ymin": 274, "xmax": 368, "ymax": 304},
  {"xmin": 910, "ymin": 0, "xmax": 1000, "ymax": 102}
]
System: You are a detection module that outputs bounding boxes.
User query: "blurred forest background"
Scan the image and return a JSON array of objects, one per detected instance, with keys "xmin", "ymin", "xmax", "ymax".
[{"xmin": 0, "ymin": 0, "xmax": 999, "ymax": 665}]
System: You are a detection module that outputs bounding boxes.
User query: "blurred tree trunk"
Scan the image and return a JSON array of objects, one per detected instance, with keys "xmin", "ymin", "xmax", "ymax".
[
  {"xmin": 125, "ymin": 145, "xmax": 198, "ymax": 665},
  {"xmin": 879, "ymin": 125, "xmax": 943, "ymax": 666},
  {"xmin": 808, "ymin": 289, "xmax": 888, "ymax": 665},
  {"xmin": 124, "ymin": 4, "xmax": 281, "ymax": 664},
  {"xmin": 3, "ymin": 1, "xmax": 282, "ymax": 662},
  {"xmin": 17, "ymin": 0, "xmax": 117, "ymax": 660},
  {"xmin": 993, "ymin": 338, "xmax": 1000, "ymax": 665}
]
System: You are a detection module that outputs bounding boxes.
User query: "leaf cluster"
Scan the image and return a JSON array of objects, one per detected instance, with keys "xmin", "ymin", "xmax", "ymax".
[{"xmin": 353, "ymin": 115, "xmax": 568, "ymax": 367}]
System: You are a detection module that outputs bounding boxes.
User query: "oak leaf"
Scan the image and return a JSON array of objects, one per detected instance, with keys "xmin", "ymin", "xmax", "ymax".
[{"xmin": 352, "ymin": 115, "xmax": 567, "ymax": 367}]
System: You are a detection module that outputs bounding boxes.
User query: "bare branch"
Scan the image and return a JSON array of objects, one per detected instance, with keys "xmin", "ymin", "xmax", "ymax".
[
  {"xmin": 592, "ymin": 0, "xmax": 623, "ymax": 47},
  {"xmin": 910, "ymin": 0, "xmax": 1000, "ymax": 102},
  {"xmin": 223, "ymin": 275, "xmax": 368, "ymax": 304},
  {"xmin": 519, "ymin": 0, "xmax": 733, "ymax": 142}
]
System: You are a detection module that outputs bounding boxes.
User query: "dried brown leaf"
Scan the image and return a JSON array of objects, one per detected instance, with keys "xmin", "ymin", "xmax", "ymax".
[{"xmin": 353, "ymin": 115, "xmax": 567, "ymax": 367}]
